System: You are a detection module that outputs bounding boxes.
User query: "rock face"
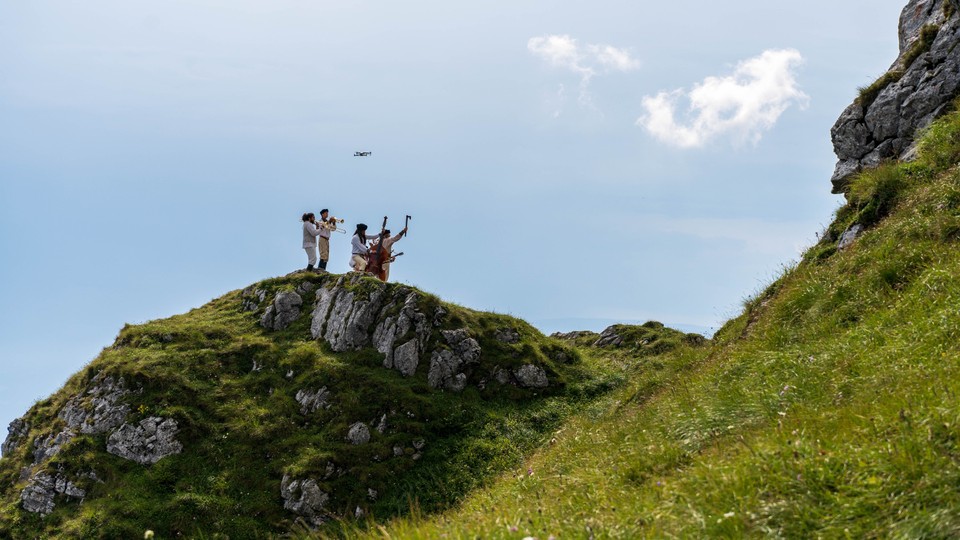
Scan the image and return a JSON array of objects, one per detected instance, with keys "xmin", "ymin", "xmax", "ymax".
[
  {"xmin": 58, "ymin": 374, "xmax": 130, "ymax": 435},
  {"xmin": 311, "ymin": 276, "xmax": 435, "ymax": 375},
  {"xmin": 494, "ymin": 327, "xmax": 521, "ymax": 343},
  {"xmin": 428, "ymin": 329, "xmax": 482, "ymax": 392},
  {"xmin": 261, "ymin": 291, "xmax": 304, "ymax": 331},
  {"xmin": 280, "ymin": 475, "xmax": 330, "ymax": 527},
  {"xmin": 838, "ymin": 223, "xmax": 864, "ymax": 250},
  {"xmin": 2, "ymin": 418, "xmax": 30, "ymax": 456},
  {"xmin": 831, "ymin": 0, "xmax": 960, "ymax": 193},
  {"xmin": 20, "ymin": 472, "xmax": 86, "ymax": 516},
  {"xmin": 106, "ymin": 417, "xmax": 183, "ymax": 465}
]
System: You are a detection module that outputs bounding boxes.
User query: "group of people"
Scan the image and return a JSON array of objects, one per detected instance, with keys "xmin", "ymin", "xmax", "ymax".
[{"xmin": 301, "ymin": 209, "xmax": 407, "ymax": 281}]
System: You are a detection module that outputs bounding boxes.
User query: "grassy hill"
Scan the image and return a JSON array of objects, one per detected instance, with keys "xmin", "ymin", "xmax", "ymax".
[
  {"xmin": 347, "ymin": 105, "xmax": 960, "ymax": 538},
  {"xmin": 0, "ymin": 274, "xmax": 630, "ymax": 538}
]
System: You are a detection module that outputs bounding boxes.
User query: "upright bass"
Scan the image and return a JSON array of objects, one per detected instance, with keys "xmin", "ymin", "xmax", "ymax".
[{"xmin": 366, "ymin": 216, "xmax": 389, "ymax": 280}]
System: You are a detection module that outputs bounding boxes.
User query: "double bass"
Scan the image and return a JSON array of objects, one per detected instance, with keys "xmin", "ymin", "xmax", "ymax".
[{"xmin": 365, "ymin": 215, "xmax": 410, "ymax": 281}]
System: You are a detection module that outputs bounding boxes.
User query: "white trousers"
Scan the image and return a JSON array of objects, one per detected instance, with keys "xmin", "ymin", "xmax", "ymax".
[
  {"xmin": 351, "ymin": 254, "xmax": 367, "ymax": 271},
  {"xmin": 305, "ymin": 247, "xmax": 318, "ymax": 266}
]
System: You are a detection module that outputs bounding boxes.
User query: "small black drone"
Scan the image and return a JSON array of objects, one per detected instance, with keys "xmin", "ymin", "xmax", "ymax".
[{"xmin": 354, "ymin": 151, "xmax": 372, "ymax": 157}]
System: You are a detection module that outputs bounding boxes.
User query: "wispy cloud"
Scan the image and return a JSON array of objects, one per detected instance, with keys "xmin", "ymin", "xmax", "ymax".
[
  {"xmin": 637, "ymin": 49, "xmax": 807, "ymax": 148},
  {"xmin": 528, "ymin": 34, "xmax": 639, "ymax": 111}
]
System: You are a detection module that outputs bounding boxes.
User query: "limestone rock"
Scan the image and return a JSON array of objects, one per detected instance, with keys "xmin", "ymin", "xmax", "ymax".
[
  {"xmin": 58, "ymin": 374, "xmax": 130, "ymax": 435},
  {"xmin": 280, "ymin": 474, "xmax": 330, "ymax": 527},
  {"xmin": 32, "ymin": 429, "xmax": 75, "ymax": 465},
  {"xmin": 241, "ymin": 287, "xmax": 267, "ymax": 311},
  {"xmin": 347, "ymin": 422, "xmax": 371, "ymax": 445},
  {"xmin": 2, "ymin": 418, "xmax": 29, "ymax": 456},
  {"xmin": 20, "ymin": 472, "xmax": 85, "ymax": 515},
  {"xmin": 106, "ymin": 417, "xmax": 183, "ymax": 465},
  {"xmin": 296, "ymin": 387, "xmax": 332, "ymax": 415},
  {"xmin": 551, "ymin": 330, "xmax": 597, "ymax": 341},
  {"xmin": 594, "ymin": 326, "xmax": 623, "ymax": 348},
  {"xmin": 514, "ymin": 364, "xmax": 549, "ymax": 388},
  {"xmin": 838, "ymin": 224, "xmax": 864, "ymax": 250},
  {"xmin": 428, "ymin": 329, "xmax": 481, "ymax": 392},
  {"xmin": 296, "ymin": 281, "xmax": 317, "ymax": 296},
  {"xmin": 260, "ymin": 291, "xmax": 303, "ymax": 331},
  {"xmin": 391, "ymin": 339, "xmax": 420, "ymax": 377},
  {"xmin": 494, "ymin": 327, "xmax": 521, "ymax": 343},
  {"xmin": 831, "ymin": 0, "xmax": 960, "ymax": 192}
]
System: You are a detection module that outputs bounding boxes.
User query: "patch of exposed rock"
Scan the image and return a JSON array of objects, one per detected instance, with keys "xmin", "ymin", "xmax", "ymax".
[
  {"xmin": 374, "ymin": 291, "xmax": 430, "ymax": 377},
  {"xmin": 281, "ymin": 474, "xmax": 330, "ymax": 527},
  {"xmin": 831, "ymin": 0, "xmax": 960, "ymax": 192},
  {"xmin": 20, "ymin": 472, "xmax": 86, "ymax": 516},
  {"xmin": 550, "ymin": 330, "xmax": 597, "ymax": 341},
  {"xmin": 347, "ymin": 422, "xmax": 371, "ymax": 445},
  {"xmin": 494, "ymin": 327, "xmax": 521, "ymax": 343},
  {"xmin": 594, "ymin": 326, "xmax": 624, "ymax": 347},
  {"xmin": 514, "ymin": 364, "xmax": 549, "ymax": 388},
  {"xmin": 59, "ymin": 374, "xmax": 131, "ymax": 435},
  {"xmin": 296, "ymin": 387, "xmax": 332, "ymax": 415},
  {"xmin": 838, "ymin": 223, "xmax": 864, "ymax": 250},
  {"xmin": 241, "ymin": 286, "xmax": 267, "ymax": 311},
  {"xmin": 106, "ymin": 417, "xmax": 183, "ymax": 465},
  {"xmin": 261, "ymin": 290, "xmax": 303, "ymax": 331},
  {"xmin": 428, "ymin": 329, "xmax": 482, "ymax": 392},
  {"xmin": 2, "ymin": 418, "xmax": 29, "ymax": 456}
]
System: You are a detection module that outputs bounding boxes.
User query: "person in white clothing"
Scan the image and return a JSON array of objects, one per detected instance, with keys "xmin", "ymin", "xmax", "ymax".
[
  {"xmin": 302, "ymin": 213, "xmax": 323, "ymax": 271},
  {"xmin": 316, "ymin": 208, "xmax": 334, "ymax": 270},
  {"xmin": 350, "ymin": 223, "xmax": 372, "ymax": 272}
]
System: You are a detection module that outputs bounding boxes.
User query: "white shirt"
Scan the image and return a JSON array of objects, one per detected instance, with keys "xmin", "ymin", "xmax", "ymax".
[
  {"xmin": 351, "ymin": 234, "xmax": 370, "ymax": 255},
  {"xmin": 317, "ymin": 220, "xmax": 333, "ymax": 239},
  {"xmin": 303, "ymin": 221, "xmax": 322, "ymax": 248}
]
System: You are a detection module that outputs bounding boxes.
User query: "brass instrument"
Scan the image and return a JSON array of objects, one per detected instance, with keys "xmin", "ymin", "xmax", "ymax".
[{"xmin": 323, "ymin": 216, "xmax": 347, "ymax": 234}]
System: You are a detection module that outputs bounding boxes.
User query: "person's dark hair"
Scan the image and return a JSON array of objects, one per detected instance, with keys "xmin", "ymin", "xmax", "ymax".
[
  {"xmin": 355, "ymin": 223, "xmax": 368, "ymax": 243},
  {"xmin": 383, "ymin": 229, "xmax": 391, "ymax": 236},
  {"xmin": 320, "ymin": 209, "xmax": 329, "ymax": 215},
  {"xmin": 302, "ymin": 212, "xmax": 314, "ymax": 222}
]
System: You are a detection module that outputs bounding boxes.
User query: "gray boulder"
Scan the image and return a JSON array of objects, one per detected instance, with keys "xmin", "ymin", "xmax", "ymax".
[
  {"xmin": 514, "ymin": 364, "xmax": 549, "ymax": 389},
  {"xmin": 2, "ymin": 418, "xmax": 29, "ymax": 456},
  {"xmin": 375, "ymin": 292, "xmax": 430, "ymax": 376},
  {"xmin": 260, "ymin": 291, "xmax": 303, "ymax": 331},
  {"xmin": 428, "ymin": 329, "xmax": 482, "ymax": 392},
  {"xmin": 831, "ymin": 0, "xmax": 960, "ymax": 192},
  {"xmin": 58, "ymin": 374, "xmax": 130, "ymax": 435},
  {"xmin": 311, "ymin": 276, "xmax": 388, "ymax": 351},
  {"xmin": 838, "ymin": 223, "xmax": 864, "ymax": 250},
  {"xmin": 347, "ymin": 422, "xmax": 371, "ymax": 445},
  {"xmin": 106, "ymin": 417, "xmax": 183, "ymax": 465},
  {"xmin": 280, "ymin": 474, "xmax": 330, "ymax": 527},
  {"xmin": 20, "ymin": 472, "xmax": 86, "ymax": 515},
  {"xmin": 241, "ymin": 287, "xmax": 267, "ymax": 311},
  {"xmin": 296, "ymin": 387, "xmax": 332, "ymax": 415},
  {"xmin": 494, "ymin": 327, "xmax": 521, "ymax": 344},
  {"xmin": 32, "ymin": 429, "xmax": 75, "ymax": 465},
  {"xmin": 594, "ymin": 326, "xmax": 623, "ymax": 347}
]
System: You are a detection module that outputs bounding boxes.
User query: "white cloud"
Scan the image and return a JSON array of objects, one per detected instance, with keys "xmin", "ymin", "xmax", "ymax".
[
  {"xmin": 528, "ymin": 34, "xmax": 639, "ymax": 110},
  {"xmin": 637, "ymin": 49, "xmax": 808, "ymax": 148}
]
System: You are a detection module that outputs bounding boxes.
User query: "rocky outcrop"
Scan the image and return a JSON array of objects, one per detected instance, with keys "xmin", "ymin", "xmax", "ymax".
[
  {"xmin": 106, "ymin": 417, "xmax": 183, "ymax": 465},
  {"xmin": 2, "ymin": 418, "xmax": 30, "ymax": 456},
  {"xmin": 241, "ymin": 287, "xmax": 267, "ymax": 312},
  {"xmin": 311, "ymin": 276, "xmax": 437, "ymax": 376},
  {"xmin": 831, "ymin": 0, "xmax": 960, "ymax": 193},
  {"xmin": 494, "ymin": 327, "xmax": 521, "ymax": 343},
  {"xmin": 280, "ymin": 474, "xmax": 330, "ymax": 527},
  {"xmin": 428, "ymin": 329, "xmax": 482, "ymax": 392},
  {"xmin": 514, "ymin": 364, "xmax": 549, "ymax": 388},
  {"xmin": 58, "ymin": 374, "xmax": 130, "ymax": 435},
  {"xmin": 20, "ymin": 472, "xmax": 86, "ymax": 516},
  {"xmin": 296, "ymin": 387, "xmax": 332, "ymax": 415},
  {"xmin": 594, "ymin": 326, "xmax": 624, "ymax": 347},
  {"xmin": 261, "ymin": 291, "xmax": 303, "ymax": 331}
]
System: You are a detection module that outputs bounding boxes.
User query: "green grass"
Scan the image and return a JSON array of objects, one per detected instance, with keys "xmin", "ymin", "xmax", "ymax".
[
  {"xmin": 334, "ymin": 100, "xmax": 960, "ymax": 539},
  {"xmin": 0, "ymin": 274, "xmax": 624, "ymax": 539}
]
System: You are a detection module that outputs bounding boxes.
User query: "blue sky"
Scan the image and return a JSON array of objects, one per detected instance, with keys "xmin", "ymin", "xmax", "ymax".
[{"xmin": 0, "ymin": 0, "xmax": 906, "ymax": 438}]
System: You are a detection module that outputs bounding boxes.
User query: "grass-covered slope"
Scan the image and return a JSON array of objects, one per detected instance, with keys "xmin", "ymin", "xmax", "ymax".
[
  {"xmin": 366, "ymin": 106, "xmax": 960, "ymax": 538},
  {"xmin": 0, "ymin": 274, "xmax": 620, "ymax": 538}
]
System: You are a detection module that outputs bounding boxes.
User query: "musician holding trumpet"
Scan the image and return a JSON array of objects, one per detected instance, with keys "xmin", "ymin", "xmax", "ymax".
[{"xmin": 317, "ymin": 209, "xmax": 345, "ymax": 271}]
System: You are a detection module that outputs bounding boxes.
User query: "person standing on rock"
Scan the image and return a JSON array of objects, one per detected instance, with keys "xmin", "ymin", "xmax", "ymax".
[
  {"xmin": 350, "ymin": 223, "xmax": 372, "ymax": 272},
  {"xmin": 371, "ymin": 226, "xmax": 407, "ymax": 281},
  {"xmin": 302, "ymin": 213, "xmax": 323, "ymax": 272},
  {"xmin": 316, "ymin": 208, "xmax": 335, "ymax": 271}
]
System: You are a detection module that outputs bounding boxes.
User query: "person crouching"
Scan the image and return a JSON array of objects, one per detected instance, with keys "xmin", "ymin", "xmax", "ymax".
[{"xmin": 350, "ymin": 223, "xmax": 371, "ymax": 272}]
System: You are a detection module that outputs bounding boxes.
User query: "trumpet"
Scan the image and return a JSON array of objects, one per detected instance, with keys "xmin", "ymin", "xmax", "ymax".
[{"xmin": 327, "ymin": 217, "xmax": 345, "ymax": 224}]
